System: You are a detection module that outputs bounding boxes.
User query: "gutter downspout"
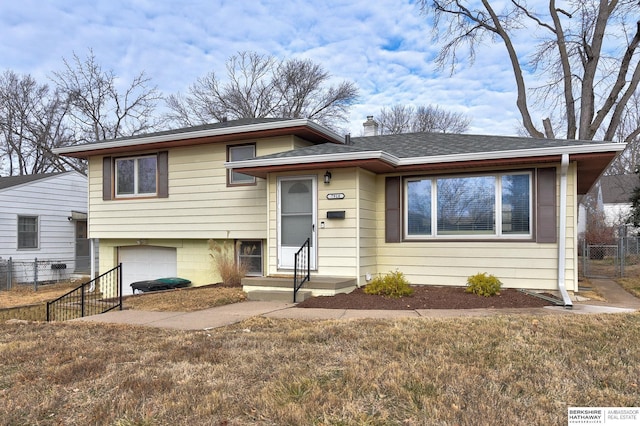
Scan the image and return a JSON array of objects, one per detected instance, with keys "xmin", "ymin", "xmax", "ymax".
[
  {"xmin": 558, "ymin": 154, "xmax": 573, "ymax": 308},
  {"xmin": 89, "ymin": 239, "xmax": 96, "ymax": 292}
]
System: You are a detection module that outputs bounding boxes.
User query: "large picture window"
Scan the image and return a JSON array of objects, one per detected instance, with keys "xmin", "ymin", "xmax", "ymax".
[
  {"xmin": 115, "ymin": 155, "xmax": 157, "ymax": 197},
  {"xmin": 228, "ymin": 144, "xmax": 256, "ymax": 185},
  {"xmin": 17, "ymin": 216, "xmax": 38, "ymax": 249},
  {"xmin": 405, "ymin": 172, "xmax": 532, "ymax": 239}
]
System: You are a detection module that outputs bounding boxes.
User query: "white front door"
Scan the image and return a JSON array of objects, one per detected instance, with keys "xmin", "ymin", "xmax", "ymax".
[{"xmin": 277, "ymin": 176, "xmax": 317, "ymax": 269}]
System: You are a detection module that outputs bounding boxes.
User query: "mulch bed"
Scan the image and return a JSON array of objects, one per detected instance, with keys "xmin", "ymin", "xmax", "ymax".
[{"xmin": 295, "ymin": 286, "xmax": 558, "ymax": 310}]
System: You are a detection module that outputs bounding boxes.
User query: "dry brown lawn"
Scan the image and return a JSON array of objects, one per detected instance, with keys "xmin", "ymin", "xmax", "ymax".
[
  {"xmin": 124, "ymin": 285, "xmax": 246, "ymax": 311},
  {"xmin": 617, "ymin": 276, "xmax": 640, "ymax": 298},
  {"xmin": 2, "ymin": 313, "xmax": 639, "ymax": 425},
  {"xmin": 1, "ymin": 282, "xmax": 246, "ymax": 314},
  {"xmin": 0, "ymin": 281, "xmax": 84, "ymax": 308}
]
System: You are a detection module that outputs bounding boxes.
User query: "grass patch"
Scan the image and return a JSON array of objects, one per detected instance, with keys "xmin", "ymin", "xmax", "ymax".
[
  {"xmin": 577, "ymin": 278, "xmax": 607, "ymax": 301},
  {"xmin": 0, "ymin": 280, "xmax": 86, "ymax": 308},
  {"xmin": 124, "ymin": 285, "xmax": 246, "ymax": 312},
  {"xmin": 617, "ymin": 276, "xmax": 640, "ymax": 298},
  {"xmin": 2, "ymin": 314, "xmax": 640, "ymax": 424},
  {"xmin": 2, "ymin": 281, "xmax": 246, "ymax": 314}
]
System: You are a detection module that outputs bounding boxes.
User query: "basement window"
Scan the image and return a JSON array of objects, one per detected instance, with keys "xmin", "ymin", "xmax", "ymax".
[{"xmin": 238, "ymin": 240, "xmax": 262, "ymax": 276}]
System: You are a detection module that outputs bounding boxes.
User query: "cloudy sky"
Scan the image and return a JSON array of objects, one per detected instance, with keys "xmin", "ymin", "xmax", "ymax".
[{"xmin": 0, "ymin": 0, "xmax": 537, "ymax": 137}]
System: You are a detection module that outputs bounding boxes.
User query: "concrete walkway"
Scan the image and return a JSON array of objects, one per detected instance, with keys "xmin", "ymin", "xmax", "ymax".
[{"xmin": 72, "ymin": 278, "xmax": 640, "ymax": 331}]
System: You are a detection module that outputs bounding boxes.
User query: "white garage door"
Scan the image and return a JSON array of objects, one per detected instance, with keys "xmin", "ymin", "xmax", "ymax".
[{"xmin": 119, "ymin": 246, "xmax": 177, "ymax": 296}]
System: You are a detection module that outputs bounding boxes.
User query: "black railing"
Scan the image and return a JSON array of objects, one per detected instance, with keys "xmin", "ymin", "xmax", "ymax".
[
  {"xmin": 46, "ymin": 264, "xmax": 123, "ymax": 322},
  {"xmin": 293, "ymin": 238, "xmax": 311, "ymax": 302}
]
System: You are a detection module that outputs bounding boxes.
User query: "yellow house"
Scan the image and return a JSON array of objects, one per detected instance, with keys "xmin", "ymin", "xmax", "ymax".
[{"xmin": 54, "ymin": 118, "xmax": 624, "ymax": 305}]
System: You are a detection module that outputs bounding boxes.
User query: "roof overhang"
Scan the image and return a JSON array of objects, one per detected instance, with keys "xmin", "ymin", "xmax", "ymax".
[
  {"xmin": 69, "ymin": 211, "xmax": 88, "ymax": 220},
  {"xmin": 229, "ymin": 142, "xmax": 624, "ymax": 195},
  {"xmin": 53, "ymin": 119, "xmax": 344, "ymax": 159}
]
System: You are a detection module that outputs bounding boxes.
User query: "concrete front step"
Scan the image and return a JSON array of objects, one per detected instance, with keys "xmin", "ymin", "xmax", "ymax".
[
  {"xmin": 242, "ymin": 276, "xmax": 357, "ymax": 302},
  {"xmin": 246, "ymin": 289, "xmax": 312, "ymax": 303}
]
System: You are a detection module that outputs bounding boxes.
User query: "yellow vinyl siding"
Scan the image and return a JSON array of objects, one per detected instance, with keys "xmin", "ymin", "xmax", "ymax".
[
  {"xmin": 267, "ymin": 168, "xmax": 360, "ymax": 277},
  {"xmin": 373, "ymin": 163, "xmax": 578, "ymax": 291},
  {"xmin": 98, "ymin": 238, "xmax": 239, "ymax": 288},
  {"xmin": 357, "ymin": 169, "xmax": 378, "ymax": 285},
  {"xmin": 317, "ymin": 168, "xmax": 358, "ymax": 277},
  {"xmin": 88, "ymin": 136, "xmax": 299, "ymax": 241},
  {"xmin": 293, "ymin": 135, "xmax": 314, "ymax": 149}
]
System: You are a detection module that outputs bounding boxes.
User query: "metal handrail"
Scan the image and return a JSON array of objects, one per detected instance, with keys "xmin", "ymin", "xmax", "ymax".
[
  {"xmin": 46, "ymin": 263, "xmax": 122, "ymax": 321},
  {"xmin": 293, "ymin": 238, "xmax": 310, "ymax": 302}
]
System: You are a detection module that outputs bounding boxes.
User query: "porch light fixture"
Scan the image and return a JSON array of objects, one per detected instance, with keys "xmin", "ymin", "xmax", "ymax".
[{"xmin": 324, "ymin": 170, "xmax": 332, "ymax": 184}]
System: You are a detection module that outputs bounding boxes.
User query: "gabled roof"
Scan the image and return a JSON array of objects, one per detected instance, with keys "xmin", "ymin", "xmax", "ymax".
[
  {"xmin": 53, "ymin": 118, "xmax": 344, "ymax": 158},
  {"xmin": 0, "ymin": 173, "xmax": 63, "ymax": 191}
]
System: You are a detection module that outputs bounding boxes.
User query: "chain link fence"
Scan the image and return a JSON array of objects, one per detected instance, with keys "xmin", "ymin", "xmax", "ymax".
[
  {"xmin": 581, "ymin": 236, "xmax": 640, "ymax": 279},
  {"xmin": 0, "ymin": 257, "xmax": 76, "ymax": 291}
]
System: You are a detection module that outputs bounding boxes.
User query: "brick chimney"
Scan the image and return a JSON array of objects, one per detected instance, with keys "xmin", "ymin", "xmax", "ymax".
[{"xmin": 363, "ymin": 115, "xmax": 379, "ymax": 137}]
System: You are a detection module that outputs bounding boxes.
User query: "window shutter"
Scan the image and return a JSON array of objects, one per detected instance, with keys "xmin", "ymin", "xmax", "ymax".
[
  {"xmin": 385, "ymin": 176, "xmax": 401, "ymax": 243},
  {"xmin": 102, "ymin": 156, "xmax": 112, "ymax": 201},
  {"xmin": 157, "ymin": 151, "xmax": 169, "ymax": 198},
  {"xmin": 536, "ymin": 168, "xmax": 557, "ymax": 243}
]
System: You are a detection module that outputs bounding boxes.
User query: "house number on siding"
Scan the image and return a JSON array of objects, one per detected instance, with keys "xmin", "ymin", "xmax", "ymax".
[{"xmin": 326, "ymin": 193, "xmax": 345, "ymax": 200}]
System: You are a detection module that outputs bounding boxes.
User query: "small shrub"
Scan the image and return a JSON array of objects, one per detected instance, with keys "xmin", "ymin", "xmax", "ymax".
[
  {"xmin": 466, "ymin": 272, "xmax": 502, "ymax": 297},
  {"xmin": 364, "ymin": 270, "xmax": 414, "ymax": 298},
  {"xmin": 208, "ymin": 240, "xmax": 247, "ymax": 286}
]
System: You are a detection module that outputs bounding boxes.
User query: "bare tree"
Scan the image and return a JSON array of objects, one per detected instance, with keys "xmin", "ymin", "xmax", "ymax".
[
  {"xmin": 165, "ymin": 51, "xmax": 359, "ymax": 131},
  {"xmin": 51, "ymin": 50, "xmax": 162, "ymax": 143},
  {"xmin": 421, "ymin": 0, "xmax": 640, "ymax": 142},
  {"xmin": 413, "ymin": 105, "xmax": 471, "ymax": 133},
  {"xmin": 273, "ymin": 58, "xmax": 359, "ymax": 127},
  {"xmin": 378, "ymin": 104, "xmax": 470, "ymax": 134},
  {"xmin": 604, "ymin": 91, "xmax": 640, "ymax": 174},
  {"xmin": 0, "ymin": 70, "xmax": 83, "ymax": 176},
  {"xmin": 378, "ymin": 105, "xmax": 414, "ymax": 134}
]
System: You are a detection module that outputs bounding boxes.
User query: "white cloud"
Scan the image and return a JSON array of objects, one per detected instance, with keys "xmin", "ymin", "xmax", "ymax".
[{"xmin": 0, "ymin": 0, "xmax": 553, "ymax": 138}]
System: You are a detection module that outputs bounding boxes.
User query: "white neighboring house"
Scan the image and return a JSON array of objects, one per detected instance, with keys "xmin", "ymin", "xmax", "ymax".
[
  {"xmin": 0, "ymin": 171, "xmax": 94, "ymax": 284},
  {"xmin": 599, "ymin": 174, "xmax": 638, "ymax": 228},
  {"xmin": 578, "ymin": 174, "xmax": 638, "ymax": 236}
]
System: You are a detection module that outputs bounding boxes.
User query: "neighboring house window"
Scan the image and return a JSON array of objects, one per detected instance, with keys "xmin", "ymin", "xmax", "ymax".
[
  {"xmin": 115, "ymin": 155, "xmax": 157, "ymax": 197},
  {"xmin": 405, "ymin": 172, "xmax": 532, "ymax": 239},
  {"xmin": 238, "ymin": 240, "xmax": 262, "ymax": 276},
  {"xmin": 17, "ymin": 216, "xmax": 38, "ymax": 249},
  {"xmin": 228, "ymin": 144, "xmax": 256, "ymax": 185}
]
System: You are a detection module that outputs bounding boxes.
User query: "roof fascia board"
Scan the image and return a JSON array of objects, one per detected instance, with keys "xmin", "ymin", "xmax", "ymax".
[
  {"xmin": 226, "ymin": 142, "xmax": 625, "ymax": 170},
  {"xmin": 224, "ymin": 151, "xmax": 398, "ymax": 169},
  {"xmin": 396, "ymin": 143, "xmax": 625, "ymax": 166},
  {"xmin": 54, "ymin": 119, "xmax": 343, "ymax": 155}
]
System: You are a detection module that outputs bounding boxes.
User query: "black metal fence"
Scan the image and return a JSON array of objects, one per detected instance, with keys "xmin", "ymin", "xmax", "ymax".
[
  {"xmin": 46, "ymin": 264, "xmax": 122, "ymax": 322},
  {"xmin": 0, "ymin": 257, "xmax": 79, "ymax": 291},
  {"xmin": 293, "ymin": 238, "xmax": 311, "ymax": 303}
]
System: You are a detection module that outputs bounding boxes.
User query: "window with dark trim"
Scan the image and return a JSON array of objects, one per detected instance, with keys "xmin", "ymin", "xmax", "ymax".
[
  {"xmin": 115, "ymin": 155, "xmax": 157, "ymax": 197},
  {"xmin": 17, "ymin": 216, "xmax": 38, "ymax": 249},
  {"xmin": 404, "ymin": 171, "xmax": 532, "ymax": 239},
  {"xmin": 228, "ymin": 144, "xmax": 256, "ymax": 185},
  {"xmin": 103, "ymin": 151, "xmax": 168, "ymax": 200}
]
